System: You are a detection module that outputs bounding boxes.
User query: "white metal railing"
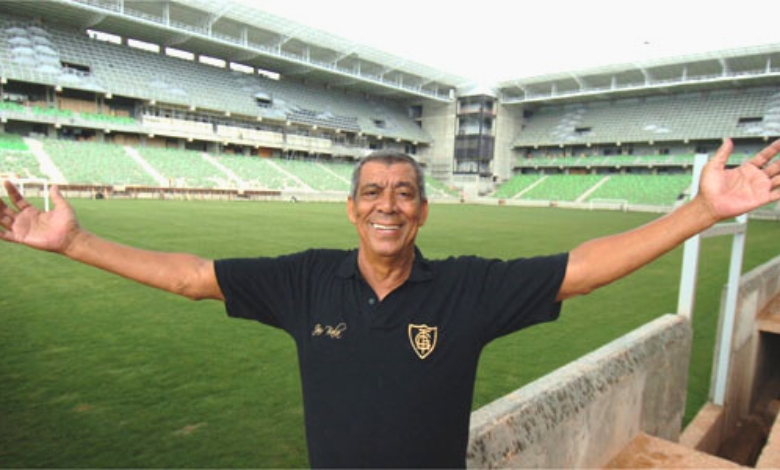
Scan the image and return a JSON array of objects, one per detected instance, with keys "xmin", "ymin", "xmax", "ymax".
[{"xmin": 677, "ymin": 153, "xmax": 748, "ymax": 406}]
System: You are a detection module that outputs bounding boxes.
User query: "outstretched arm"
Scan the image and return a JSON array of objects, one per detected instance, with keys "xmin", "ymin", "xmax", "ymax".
[
  {"xmin": 557, "ymin": 138, "xmax": 780, "ymax": 301},
  {"xmin": 0, "ymin": 181, "xmax": 223, "ymax": 301}
]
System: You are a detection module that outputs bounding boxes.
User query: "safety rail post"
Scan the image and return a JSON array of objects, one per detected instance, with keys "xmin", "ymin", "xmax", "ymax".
[
  {"xmin": 677, "ymin": 154, "xmax": 708, "ymax": 319},
  {"xmin": 676, "ymin": 153, "xmax": 748, "ymax": 406}
]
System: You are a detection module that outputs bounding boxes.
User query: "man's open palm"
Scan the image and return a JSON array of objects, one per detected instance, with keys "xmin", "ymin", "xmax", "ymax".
[
  {"xmin": 0, "ymin": 182, "xmax": 78, "ymax": 253},
  {"xmin": 699, "ymin": 138, "xmax": 780, "ymax": 220}
]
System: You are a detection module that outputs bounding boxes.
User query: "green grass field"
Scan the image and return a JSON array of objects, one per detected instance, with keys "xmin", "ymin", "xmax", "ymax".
[{"xmin": 1, "ymin": 198, "xmax": 778, "ymax": 467}]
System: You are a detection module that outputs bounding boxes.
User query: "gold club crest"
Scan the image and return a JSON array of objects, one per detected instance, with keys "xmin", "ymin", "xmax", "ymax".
[{"xmin": 408, "ymin": 324, "xmax": 438, "ymax": 360}]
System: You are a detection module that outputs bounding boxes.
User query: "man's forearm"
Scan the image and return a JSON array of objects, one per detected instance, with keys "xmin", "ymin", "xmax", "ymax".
[
  {"xmin": 63, "ymin": 229, "xmax": 222, "ymax": 301},
  {"xmin": 558, "ymin": 195, "xmax": 718, "ymax": 300}
]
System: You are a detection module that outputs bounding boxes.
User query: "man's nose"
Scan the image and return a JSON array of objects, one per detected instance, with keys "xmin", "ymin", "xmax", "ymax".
[{"xmin": 377, "ymin": 191, "xmax": 396, "ymax": 212}]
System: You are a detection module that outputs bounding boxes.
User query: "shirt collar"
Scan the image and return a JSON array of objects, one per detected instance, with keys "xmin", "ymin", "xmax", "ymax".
[{"xmin": 335, "ymin": 246, "xmax": 433, "ymax": 283}]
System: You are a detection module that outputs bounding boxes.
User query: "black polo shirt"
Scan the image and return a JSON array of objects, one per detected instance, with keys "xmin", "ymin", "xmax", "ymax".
[{"xmin": 215, "ymin": 247, "xmax": 568, "ymax": 468}]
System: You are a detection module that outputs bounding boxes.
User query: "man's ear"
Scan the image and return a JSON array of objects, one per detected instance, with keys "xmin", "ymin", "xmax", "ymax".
[
  {"xmin": 419, "ymin": 199, "xmax": 429, "ymax": 227},
  {"xmin": 346, "ymin": 196, "xmax": 357, "ymax": 224}
]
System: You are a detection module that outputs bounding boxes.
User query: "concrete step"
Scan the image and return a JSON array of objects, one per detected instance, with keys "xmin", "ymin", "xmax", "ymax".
[
  {"xmin": 757, "ymin": 297, "xmax": 780, "ymax": 334},
  {"xmin": 604, "ymin": 433, "xmax": 744, "ymax": 468},
  {"xmin": 758, "ymin": 314, "xmax": 780, "ymax": 334}
]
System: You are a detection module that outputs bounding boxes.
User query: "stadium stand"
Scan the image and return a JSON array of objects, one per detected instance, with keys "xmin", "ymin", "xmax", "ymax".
[
  {"xmin": 0, "ymin": 13, "xmax": 431, "ymax": 148},
  {"xmin": 0, "ymin": 132, "xmax": 43, "ymax": 179},
  {"xmin": 516, "ymin": 174, "xmax": 605, "ymax": 202},
  {"xmin": 585, "ymin": 174, "xmax": 692, "ymax": 206},
  {"xmin": 0, "ymin": 131, "xmax": 27, "ymax": 151},
  {"xmin": 135, "ymin": 146, "xmax": 227, "ymax": 189},
  {"xmin": 515, "ymin": 154, "xmax": 696, "ymax": 169},
  {"xmin": 0, "ymin": 1, "xmax": 777, "ymax": 209},
  {"xmin": 210, "ymin": 153, "xmax": 300, "ymax": 191},
  {"xmin": 513, "ymin": 87, "xmax": 780, "ymax": 149},
  {"xmin": 41, "ymin": 139, "xmax": 157, "ymax": 186},
  {"xmin": 492, "ymin": 174, "xmax": 545, "ymax": 199},
  {"xmin": 273, "ymin": 158, "xmax": 349, "ymax": 192},
  {"xmin": 0, "ymin": 132, "xmax": 468, "ymax": 198}
]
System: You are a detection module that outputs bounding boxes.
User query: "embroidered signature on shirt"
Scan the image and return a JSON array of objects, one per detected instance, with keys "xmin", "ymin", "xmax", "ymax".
[{"xmin": 312, "ymin": 322, "xmax": 347, "ymax": 339}]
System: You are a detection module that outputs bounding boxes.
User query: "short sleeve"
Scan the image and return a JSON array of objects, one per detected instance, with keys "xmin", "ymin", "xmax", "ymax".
[
  {"xmin": 214, "ymin": 253, "xmax": 304, "ymax": 332},
  {"xmin": 478, "ymin": 253, "xmax": 569, "ymax": 342}
]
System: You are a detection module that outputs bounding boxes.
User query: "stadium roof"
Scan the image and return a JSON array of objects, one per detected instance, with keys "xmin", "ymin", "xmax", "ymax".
[
  {"xmin": 498, "ymin": 43, "xmax": 780, "ymax": 105},
  {"xmin": 0, "ymin": 0, "xmax": 471, "ymax": 102}
]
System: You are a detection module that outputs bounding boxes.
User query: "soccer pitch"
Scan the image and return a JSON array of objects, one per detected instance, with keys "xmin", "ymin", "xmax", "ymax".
[{"xmin": 1, "ymin": 198, "xmax": 778, "ymax": 467}]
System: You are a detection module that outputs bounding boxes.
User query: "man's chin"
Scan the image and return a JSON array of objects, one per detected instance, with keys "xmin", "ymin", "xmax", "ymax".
[{"xmin": 364, "ymin": 242, "xmax": 413, "ymax": 260}]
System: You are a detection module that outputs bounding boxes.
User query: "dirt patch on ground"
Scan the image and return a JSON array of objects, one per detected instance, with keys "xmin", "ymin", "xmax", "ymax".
[{"xmin": 174, "ymin": 422, "xmax": 207, "ymax": 436}]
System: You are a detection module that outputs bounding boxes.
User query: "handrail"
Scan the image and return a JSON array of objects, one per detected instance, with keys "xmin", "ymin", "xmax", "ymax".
[{"xmin": 676, "ymin": 153, "xmax": 748, "ymax": 406}]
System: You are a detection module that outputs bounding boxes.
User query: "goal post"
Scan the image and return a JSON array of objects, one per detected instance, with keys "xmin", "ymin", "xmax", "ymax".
[
  {"xmin": 588, "ymin": 198, "xmax": 628, "ymax": 212},
  {"xmin": 12, "ymin": 178, "xmax": 50, "ymax": 212}
]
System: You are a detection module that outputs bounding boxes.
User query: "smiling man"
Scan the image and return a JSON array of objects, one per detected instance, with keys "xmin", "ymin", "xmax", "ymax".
[
  {"xmin": 347, "ymin": 154, "xmax": 429, "ymax": 299},
  {"xmin": 1, "ymin": 142, "xmax": 779, "ymax": 468},
  {"xmin": 214, "ymin": 152, "xmax": 571, "ymax": 467}
]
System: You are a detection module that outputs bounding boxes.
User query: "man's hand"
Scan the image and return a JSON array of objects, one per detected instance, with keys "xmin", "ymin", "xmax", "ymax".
[
  {"xmin": 559, "ymin": 138, "xmax": 780, "ymax": 301},
  {"xmin": 1, "ymin": 180, "xmax": 222, "ymax": 300},
  {"xmin": 698, "ymin": 138, "xmax": 780, "ymax": 222},
  {"xmin": 0, "ymin": 181, "xmax": 80, "ymax": 254}
]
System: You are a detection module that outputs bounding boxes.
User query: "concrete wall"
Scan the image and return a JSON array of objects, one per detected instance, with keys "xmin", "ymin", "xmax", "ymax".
[
  {"xmin": 493, "ymin": 104, "xmax": 524, "ymax": 182},
  {"xmin": 416, "ymin": 100, "xmax": 457, "ymax": 183},
  {"xmin": 681, "ymin": 254, "xmax": 780, "ymax": 460},
  {"xmin": 467, "ymin": 314, "xmax": 692, "ymax": 468},
  {"xmin": 711, "ymin": 255, "xmax": 780, "ymax": 435}
]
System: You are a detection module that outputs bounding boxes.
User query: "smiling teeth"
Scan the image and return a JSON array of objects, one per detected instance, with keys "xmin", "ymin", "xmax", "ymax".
[{"xmin": 372, "ymin": 223, "xmax": 400, "ymax": 230}]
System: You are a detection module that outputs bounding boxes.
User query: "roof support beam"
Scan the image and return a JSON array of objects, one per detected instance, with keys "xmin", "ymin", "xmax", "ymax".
[
  {"xmin": 162, "ymin": 1, "xmax": 169, "ymax": 26},
  {"xmin": 418, "ymin": 75, "xmax": 446, "ymax": 88},
  {"xmin": 333, "ymin": 47, "xmax": 360, "ymax": 64},
  {"xmin": 719, "ymin": 57, "xmax": 730, "ymax": 76},
  {"xmin": 569, "ymin": 73, "xmax": 586, "ymax": 91},
  {"xmin": 205, "ymin": 3, "xmax": 233, "ymax": 28},
  {"xmin": 240, "ymin": 26, "xmax": 248, "ymax": 47},
  {"xmin": 79, "ymin": 12, "xmax": 109, "ymax": 30},
  {"xmin": 637, "ymin": 66, "xmax": 653, "ymax": 85},
  {"xmin": 274, "ymin": 34, "xmax": 292, "ymax": 51},
  {"xmin": 379, "ymin": 59, "xmax": 409, "ymax": 78}
]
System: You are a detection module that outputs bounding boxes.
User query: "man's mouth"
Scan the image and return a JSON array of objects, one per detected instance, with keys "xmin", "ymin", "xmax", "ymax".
[{"xmin": 370, "ymin": 223, "xmax": 401, "ymax": 231}]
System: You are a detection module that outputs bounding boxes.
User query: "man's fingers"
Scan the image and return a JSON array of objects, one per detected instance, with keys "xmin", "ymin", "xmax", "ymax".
[
  {"xmin": 711, "ymin": 138, "xmax": 734, "ymax": 169},
  {"xmin": 3, "ymin": 181, "xmax": 31, "ymax": 211},
  {"xmin": 50, "ymin": 185, "xmax": 67, "ymax": 209},
  {"xmin": 765, "ymin": 158, "xmax": 780, "ymax": 178},
  {"xmin": 0, "ymin": 212, "xmax": 13, "ymax": 230},
  {"xmin": 751, "ymin": 138, "xmax": 780, "ymax": 168}
]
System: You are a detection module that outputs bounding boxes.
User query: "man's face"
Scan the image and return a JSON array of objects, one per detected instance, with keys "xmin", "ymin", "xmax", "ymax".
[{"xmin": 347, "ymin": 161, "xmax": 429, "ymax": 262}]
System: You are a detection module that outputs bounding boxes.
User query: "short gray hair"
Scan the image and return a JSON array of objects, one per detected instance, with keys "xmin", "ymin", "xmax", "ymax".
[{"xmin": 350, "ymin": 151, "xmax": 427, "ymax": 201}]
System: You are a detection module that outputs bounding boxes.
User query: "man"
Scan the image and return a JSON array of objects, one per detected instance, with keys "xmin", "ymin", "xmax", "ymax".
[{"xmin": 1, "ymin": 139, "xmax": 779, "ymax": 467}]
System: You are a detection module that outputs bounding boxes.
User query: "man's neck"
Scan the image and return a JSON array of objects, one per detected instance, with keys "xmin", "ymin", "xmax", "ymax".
[{"xmin": 357, "ymin": 248, "xmax": 415, "ymax": 301}]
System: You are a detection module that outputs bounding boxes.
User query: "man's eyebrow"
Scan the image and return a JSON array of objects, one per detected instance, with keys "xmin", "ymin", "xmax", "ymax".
[
  {"xmin": 359, "ymin": 181, "xmax": 416, "ymax": 191},
  {"xmin": 394, "ymin": 182, "xmax": 416, "ymax": 190}
]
